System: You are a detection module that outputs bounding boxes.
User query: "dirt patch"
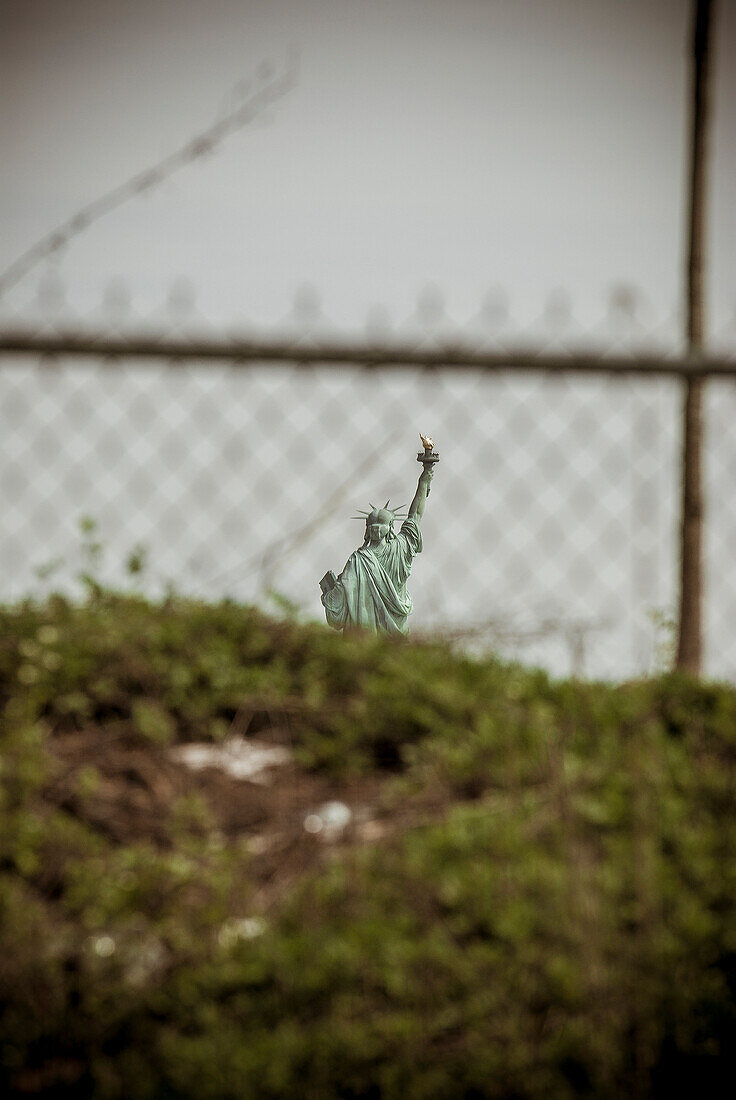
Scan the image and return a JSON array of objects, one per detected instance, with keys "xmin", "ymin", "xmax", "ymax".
[{"xmin": 42, "ymin": 729, "xmax": 395, "ymax": 909}]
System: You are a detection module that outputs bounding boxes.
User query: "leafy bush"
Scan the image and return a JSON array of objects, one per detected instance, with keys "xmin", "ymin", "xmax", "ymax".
[{"xmin": 1, "ymin": 594, "xmax": 734, "ymax": 1097}]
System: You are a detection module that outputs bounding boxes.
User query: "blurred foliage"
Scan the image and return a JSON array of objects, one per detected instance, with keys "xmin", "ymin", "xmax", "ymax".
[{"xmin": 1, "ymin": 592, "xmax": 735, "ymax": 1097}]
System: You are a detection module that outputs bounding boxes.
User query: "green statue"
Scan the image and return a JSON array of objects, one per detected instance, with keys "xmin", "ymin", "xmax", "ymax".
[{"xmin": 320, "ymin": 435, "xmax": 439, "ymax": 635}]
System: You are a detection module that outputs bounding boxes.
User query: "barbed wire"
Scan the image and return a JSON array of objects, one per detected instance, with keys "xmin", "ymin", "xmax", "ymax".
[
  {"xmin": 0, "ymin": 53, "xmax": 299, "ymax": 298},
  {"xmin": 2, "ymin": 276, "xmax": 734, "ymax": 366}
]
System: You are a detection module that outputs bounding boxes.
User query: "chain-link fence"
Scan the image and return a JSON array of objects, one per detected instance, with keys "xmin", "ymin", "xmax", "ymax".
[{"xmin": 2, "ymin": 282, "xmax": 735, "ymax": 681}]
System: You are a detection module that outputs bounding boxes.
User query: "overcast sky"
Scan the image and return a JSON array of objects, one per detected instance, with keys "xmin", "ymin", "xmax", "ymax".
[{"xmin": 2, "ymin": 0, "xmax": 735, "ymax": 332}]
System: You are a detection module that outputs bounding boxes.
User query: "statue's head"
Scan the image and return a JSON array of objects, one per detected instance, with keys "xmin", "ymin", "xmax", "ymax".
[
  {"xmin": 354, "ymin": 501, "xmax": 404, "ymax": 546},
  {"xmin": 366, "ymin": 507, "xmax": 394, "ymax": 544}
]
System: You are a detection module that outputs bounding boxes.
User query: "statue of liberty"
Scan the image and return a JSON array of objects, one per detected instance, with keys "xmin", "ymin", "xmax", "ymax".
[{"xmin": 320, "ymin": 436, "xmax": 439, "ymax": 635}]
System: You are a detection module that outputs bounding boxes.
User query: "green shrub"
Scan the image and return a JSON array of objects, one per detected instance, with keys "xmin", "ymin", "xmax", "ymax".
[{"xmin": 1, "ymin": 594, "xmax": 734, "ymax": 1097}]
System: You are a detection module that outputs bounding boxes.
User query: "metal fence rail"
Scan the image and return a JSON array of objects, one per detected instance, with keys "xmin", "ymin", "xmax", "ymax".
[{"xmin": 2, "ymin": 331, "xmax": 736, "ymax": 377}]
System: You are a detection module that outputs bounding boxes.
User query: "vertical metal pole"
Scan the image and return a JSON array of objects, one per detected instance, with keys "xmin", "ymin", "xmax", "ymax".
[{"xmin": 676, "ymin": 0, "xmax": 715, "ymax": 674}]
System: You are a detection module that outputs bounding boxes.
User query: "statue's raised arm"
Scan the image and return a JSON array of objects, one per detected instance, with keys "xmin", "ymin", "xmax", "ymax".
[
  {"xmin": 408, "ymin": 432, "xmax": 439, "ymax": 524},
  {"xmin": 319, "ymin": 435, "xmax": 439, "ymax": 636}
]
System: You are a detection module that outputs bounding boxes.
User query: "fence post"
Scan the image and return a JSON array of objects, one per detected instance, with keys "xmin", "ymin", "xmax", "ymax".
[{"xmin": 676, "ymin": 0, "xmax": 715, "ymax": 674}]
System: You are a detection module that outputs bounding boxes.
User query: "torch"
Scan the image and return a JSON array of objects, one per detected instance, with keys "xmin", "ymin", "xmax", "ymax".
[{"xmin": 417, "ymin": 433, "xmax": 439, "ymax": 495}]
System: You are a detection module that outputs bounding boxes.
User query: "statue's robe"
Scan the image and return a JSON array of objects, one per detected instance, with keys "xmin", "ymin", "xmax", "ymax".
[{"xmin": 322, "ymin": 518, "xmax": 423, "ymax": 635}]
